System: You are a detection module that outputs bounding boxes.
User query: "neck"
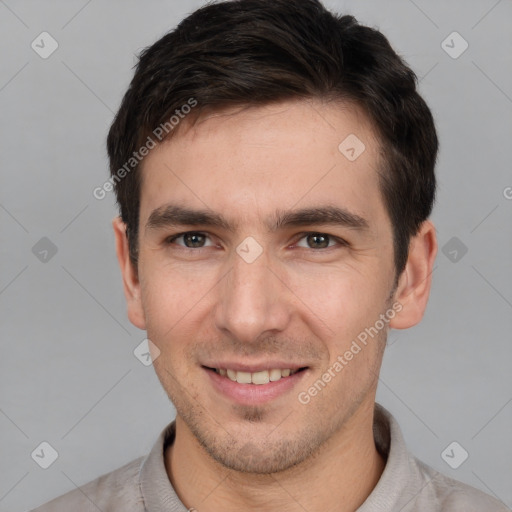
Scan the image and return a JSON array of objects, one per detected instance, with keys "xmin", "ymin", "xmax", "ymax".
[{"xmin": 165, "ymin": 401, "xmax": 385, "ymax": 512}]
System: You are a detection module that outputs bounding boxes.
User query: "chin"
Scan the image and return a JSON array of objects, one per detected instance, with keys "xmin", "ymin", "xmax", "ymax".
[{"xmin": 192, "ymin": 421, "xmax": 320, "ymax": 475}]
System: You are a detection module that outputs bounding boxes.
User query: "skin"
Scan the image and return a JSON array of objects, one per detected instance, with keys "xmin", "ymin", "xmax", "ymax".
[{"xmin": 113, "ymin": 99, "xmax": 437, "ymax": 512}]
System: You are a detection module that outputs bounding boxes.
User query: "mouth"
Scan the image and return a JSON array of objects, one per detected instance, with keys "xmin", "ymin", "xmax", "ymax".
[
  {"xmin": 204, "ymin": 366, "xmax": 307, "ymax": 384},
  {"xmin": 203, "ymin": 365, "xmax": 309, "ymax": 405}
]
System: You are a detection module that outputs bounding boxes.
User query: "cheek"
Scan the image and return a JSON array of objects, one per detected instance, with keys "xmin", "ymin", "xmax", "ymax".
[
  {"xmin": 141, "ymin": 266, "xmax": 210, "ymax": 399},
  {"xmin": 288, "ymin": 264, "xmax": 390, "ymax": 395},
  {"xmin": 138, "ymin": 268, "xmax": 210, "ymax": 383},
  {"xmin": 140, "ymin": 262, "xmax": 214, "ymax": 331},
  {"xmin": 300, "ymin": 273, "xmax": 387, "ymax": 404},
  {"xmin": 289, "ymin": 265, "xmax": 383, "ymax": 344}
]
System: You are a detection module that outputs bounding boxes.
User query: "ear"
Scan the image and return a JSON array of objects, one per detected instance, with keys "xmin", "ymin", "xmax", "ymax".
[
  {"xmin": 388, "ymin": 220, "xmax": 437, "ymax": 330},
  {"xmin": 112, "ymin": 217, "xmax": 146, "ymax": 330}
]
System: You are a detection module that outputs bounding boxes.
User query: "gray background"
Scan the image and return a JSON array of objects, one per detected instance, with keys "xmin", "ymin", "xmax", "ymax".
[{"xmin": 1, "ymin": 0, "xmax": 511, "ymax": 510}]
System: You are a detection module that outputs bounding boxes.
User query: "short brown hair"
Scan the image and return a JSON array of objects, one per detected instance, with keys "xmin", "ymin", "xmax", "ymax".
[{"xmin": 107, "ymin": 0, "xmax": 438, "ymax": 278}]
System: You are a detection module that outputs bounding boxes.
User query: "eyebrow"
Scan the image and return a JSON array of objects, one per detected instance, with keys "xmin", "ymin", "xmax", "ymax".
[
  {"xmin": 145, "ymin": 204, "xmax": 370, "ymax": 233},
  {"xmin": 146, "ymin": 204, "xmax": 233, "ymax": 232},
  {"xmin": 271, "ymin": 206, "xmax": 369, "ymax": 231}
]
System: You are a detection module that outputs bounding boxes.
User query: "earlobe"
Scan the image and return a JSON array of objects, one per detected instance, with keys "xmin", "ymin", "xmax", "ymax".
[
  {"xmin": 388, "ymin": 220, "xmax": 438, "ymax": 330},
  {"xmin": 112, "ymin": 217, "xmax": 146, "ymax": 330}
]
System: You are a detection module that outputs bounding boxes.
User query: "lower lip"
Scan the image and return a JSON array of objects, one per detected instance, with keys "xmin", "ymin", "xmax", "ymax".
[{"xmin": 205, "ymin": 368, "xmax": 308, "ymax": 405}]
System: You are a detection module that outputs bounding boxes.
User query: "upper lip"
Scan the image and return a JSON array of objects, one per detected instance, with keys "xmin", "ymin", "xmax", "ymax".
[{"xmin": 202, "ymin": 361, "xmax": 308, "ymax": 372}]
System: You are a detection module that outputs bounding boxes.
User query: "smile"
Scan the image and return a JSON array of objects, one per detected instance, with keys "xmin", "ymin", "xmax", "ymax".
[
  {"xmin": 204, "ymin": 364, "xmax": 308, "ymax": 405},
  {"xmin": 212, "ymin": 367, "xmax": 302, "ymax": 385}
]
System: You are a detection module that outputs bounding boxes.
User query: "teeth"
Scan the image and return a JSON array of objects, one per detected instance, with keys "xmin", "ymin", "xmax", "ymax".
[
  {"xmin": 251, "ymin": 370, "xmax": 270, "ymax": 385},
  {"xmin": 216, "ymin": 368, "xmax": 299, "ymax": 385},
  {"xmin": 236, "ymin": 371, "xmax": 252, "ymax": 384},
  {"xmin": 269, "ymin": 369, "xmax": 282, "ymax": 381}
]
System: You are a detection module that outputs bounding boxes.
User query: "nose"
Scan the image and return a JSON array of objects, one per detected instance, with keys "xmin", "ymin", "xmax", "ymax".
[{"xmin": 214, "ymin": 246, "xmax": 291, "ymax": 344}]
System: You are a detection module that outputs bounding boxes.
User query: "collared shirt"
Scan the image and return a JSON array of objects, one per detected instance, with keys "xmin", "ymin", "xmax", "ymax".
[{"xmin": 30, "ymin": 404, "xmax": 509, "ymax": 511}]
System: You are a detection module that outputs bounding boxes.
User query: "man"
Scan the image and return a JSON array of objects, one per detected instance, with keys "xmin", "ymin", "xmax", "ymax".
[{"xmin": 32, "ymin": 0, "xmax": 508, "ymax": 510}]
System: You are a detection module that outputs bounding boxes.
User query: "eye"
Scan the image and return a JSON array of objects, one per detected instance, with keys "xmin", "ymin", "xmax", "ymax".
[
  {"xmin": 295, "ymin": 233, "xmax": 345, "ymax": 250},
  {"xmin": 166, "ymin": 232, "xmax": 214, "ymax": 248}
]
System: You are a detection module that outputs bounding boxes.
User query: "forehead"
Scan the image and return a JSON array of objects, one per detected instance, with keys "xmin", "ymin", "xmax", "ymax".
[{"xmin": 138, "ymin": 99, "xmax": 387, "ymax": 230}]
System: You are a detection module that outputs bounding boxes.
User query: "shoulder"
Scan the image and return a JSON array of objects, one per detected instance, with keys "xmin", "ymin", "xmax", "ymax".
[
  {"xmin": 411, "ymin": 458, "xmax": 510, "ymax": 512},
  {"xmin": 372, "ymin": 405, "xmax": 509, "ymax": 512},
  {"xmin": 29, "ymin": 455, "xmax": 146, "ymax": 512}
]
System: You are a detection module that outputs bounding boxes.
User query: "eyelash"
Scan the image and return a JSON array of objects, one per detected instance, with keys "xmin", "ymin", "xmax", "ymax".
[{"xmin": 164, "ymin": 231, "xmax": 349, "ymax": 251}]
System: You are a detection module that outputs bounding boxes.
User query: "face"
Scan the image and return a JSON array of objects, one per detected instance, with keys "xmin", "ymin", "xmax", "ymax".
[{"xmin": 122, "ymin": 99, "xmax": 403, "ymax": 473}]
